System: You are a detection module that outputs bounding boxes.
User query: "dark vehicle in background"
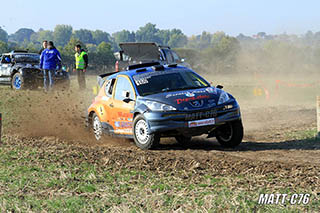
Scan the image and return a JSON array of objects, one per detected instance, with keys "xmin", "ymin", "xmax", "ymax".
[
  {"xmin": 114, "ymin": 42, "xmax": 190, "ymax": 72},
  {"xmin": 0, "ymin": 50, "xmax": 70, "ymax": 90}
]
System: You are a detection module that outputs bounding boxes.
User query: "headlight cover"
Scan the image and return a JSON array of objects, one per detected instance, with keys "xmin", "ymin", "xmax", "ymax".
[
  {"xmin": 218, "ymin": 91, "xmax": 230, "ymax": 105},
  {"xmin": 145, "ymin": 101, "xmax": 176, "ymax": 111}
]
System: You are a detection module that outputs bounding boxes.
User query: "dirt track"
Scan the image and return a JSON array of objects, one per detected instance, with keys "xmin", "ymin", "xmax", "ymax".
[
  {"xmin": 1, "ymin": 72, "xmax": 319, "ymax": 178},
  {"xmin": 4, "ymin": 87, "xmax": 318, "ymax": 168},
  {"xmin": 3, "ymin": 104, "xmax": 320, "ymax": 195}
]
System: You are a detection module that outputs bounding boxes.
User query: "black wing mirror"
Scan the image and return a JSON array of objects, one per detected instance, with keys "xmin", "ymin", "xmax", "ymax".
[
  {"xmin": 216, "ymin": 85, "xmax": 223, "ymax": 89},
  {"xmin": 123, "ymin": 98, "xmax": 134, "ymax": 103},
  {"xmin": 122, "ymin": 91, "xmax": 135, "ymax": 103}
]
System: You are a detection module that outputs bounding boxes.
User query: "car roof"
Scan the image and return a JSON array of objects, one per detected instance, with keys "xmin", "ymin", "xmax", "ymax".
[
  {"xmin": 2, "ymin": 52, "xmax": 39, "ymax": 56},
  {"xmin": 113, "ymin": 65, "xmax": 191, "ymax": 79}
]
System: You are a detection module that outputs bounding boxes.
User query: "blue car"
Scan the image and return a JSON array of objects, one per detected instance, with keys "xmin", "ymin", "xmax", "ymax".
[{"xmin": 87, "ymin": 62, "xmax": 243, "ymax": 149}]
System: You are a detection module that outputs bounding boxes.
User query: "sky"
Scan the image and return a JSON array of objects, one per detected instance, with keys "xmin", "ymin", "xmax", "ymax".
[{"xmin": 1, "ymin": 0, "xmax": 320, "ymax": 36}]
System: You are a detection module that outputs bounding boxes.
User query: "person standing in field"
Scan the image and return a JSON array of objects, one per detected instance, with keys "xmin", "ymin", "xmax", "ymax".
[
  {"xmin": 39, "ymin": 40, "xmax": 47, "ymax": 55},
  {"xmin": 40, "ymin": 41, "xmax": 62, "ymax": 92},
  {"xmin": 74, "ymin": 44, "xmax": 88, "ymax": 90}
]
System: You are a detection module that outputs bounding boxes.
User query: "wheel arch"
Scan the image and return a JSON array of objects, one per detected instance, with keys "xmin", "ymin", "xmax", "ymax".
[{"xmin": 10, "ymin": 69, "xmax": 20, "ymax": 78}]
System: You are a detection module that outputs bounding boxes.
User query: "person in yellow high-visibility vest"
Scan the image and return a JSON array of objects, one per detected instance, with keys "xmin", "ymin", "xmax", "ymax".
[{"xmin": 73, "ymin": 44, "xmax": 88, "ymax": 90}]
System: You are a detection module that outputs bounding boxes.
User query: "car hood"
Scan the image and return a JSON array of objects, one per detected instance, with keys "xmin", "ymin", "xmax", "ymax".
[
  {"xmin": 139, "ymin": 87, "xmax": 226, "ymax": 110},
  {"xmin": 119, "ymin": 43, "xmax": 160, "ymax": 61},
  {"xmin": 15, "ymin": 63, "xmax": 40, "ymax": 69}
]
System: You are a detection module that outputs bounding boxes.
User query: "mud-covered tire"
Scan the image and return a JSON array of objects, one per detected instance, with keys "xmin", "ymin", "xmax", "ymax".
[
  {"xmin": 175, "ymin": 135, "xmax": 192, "ymax": 146},
  {"xmin": 216, "ymin": 120, "xmax": 243, "ymax": 148},
  {"xmin": 92, "ymin": 113, "xmax": 103, "ymax": 141},
  {"xmin": 133, "ymin": 114, "xmax": 160, "ymax": 150},
  {"xmin": 11, "ymin": 73, "xmax": 24, "ymax": 90}
]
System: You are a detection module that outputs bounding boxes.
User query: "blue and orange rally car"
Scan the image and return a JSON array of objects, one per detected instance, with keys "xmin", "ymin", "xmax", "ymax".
[{"xmin": 87, "ymin": 62, "xmax": 243, "ymax": 149}]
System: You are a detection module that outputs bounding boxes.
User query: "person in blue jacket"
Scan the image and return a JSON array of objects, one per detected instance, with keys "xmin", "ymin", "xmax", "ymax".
[{"xmin": 40, "ymin": 41, "xmax": 62, "ymax": 91}]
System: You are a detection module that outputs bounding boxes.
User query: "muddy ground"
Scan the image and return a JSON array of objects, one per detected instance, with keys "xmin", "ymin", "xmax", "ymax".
[{"xmin": 1, "ymin": 74, "xmax": 320, "ymax": 210}]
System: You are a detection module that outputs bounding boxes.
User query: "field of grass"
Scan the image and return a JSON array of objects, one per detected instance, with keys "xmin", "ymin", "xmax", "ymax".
[{"xmin": 0, "ymin": 135, "xmax": 319, "ymax": 212}]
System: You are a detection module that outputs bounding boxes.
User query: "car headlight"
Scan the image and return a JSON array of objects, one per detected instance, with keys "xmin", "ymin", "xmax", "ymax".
[
  {"xmin": 218, "ymin": 91, "xmax": 230, "ymax": 105},
  {"xmin": 145, "ymin": 101, "xmax": 176, "ymax": 111}
]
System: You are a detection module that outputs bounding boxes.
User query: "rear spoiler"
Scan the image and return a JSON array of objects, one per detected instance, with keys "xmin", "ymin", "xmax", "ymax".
[
  {"xmin": 97, "ymin": 71, "xmax": 118, "ymax": 88},
  {"xmin": 126, "ymin": 62, "xmax": 160, "ymax": 70}
]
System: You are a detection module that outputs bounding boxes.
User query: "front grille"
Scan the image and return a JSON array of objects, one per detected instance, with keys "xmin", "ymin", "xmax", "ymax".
[{"xmin": 162, "ymin": 107, "xmax": 228, "ymax": 121}]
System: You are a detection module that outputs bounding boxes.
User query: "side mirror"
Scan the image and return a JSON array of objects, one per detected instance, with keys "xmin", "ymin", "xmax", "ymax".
[
  {"xmin": 123, "ymin": 98, "xmax": 134, "ymax": 103},
  {"xmin": 216, "ymin": 85, "xmax": 223, "ymax": 89},
  {"xmin": 122, "ymin": 91, "xmax": 134, "ymax": 103}
]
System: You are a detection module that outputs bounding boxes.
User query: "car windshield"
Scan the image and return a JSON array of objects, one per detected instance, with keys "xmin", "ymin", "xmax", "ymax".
[
  {"xmin": 14, "ymin": 54, "xmax": 40, "ymax": 63},
  {"xmin": 133, "ymin": 70, "xmax": 209, "ymax": 96}
]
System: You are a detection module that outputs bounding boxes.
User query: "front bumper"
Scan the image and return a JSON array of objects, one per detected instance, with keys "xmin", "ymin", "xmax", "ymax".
[{"xmin": 144, "ymin": 101, "xmax": 241, "ymax": 137}]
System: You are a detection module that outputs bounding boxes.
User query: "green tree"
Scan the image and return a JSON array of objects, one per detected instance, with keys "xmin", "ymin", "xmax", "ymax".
[
  {"xmin": 10, "ymin": 28, "xmax": 35, "ymax": 43},
  {"xmin": 96, "ymin": 41, "xmax": 115, "ymax": 65},
  {"xmin": 0, "ymin": 41, "xmax": 8, "ymax": 54},
  {"xmin": 168, "ymin": 29, "xmax": 188, "ymax": 48},
  {"xmin": 113, "ymin": 30, "xmax": 135, "ymax": 44},
  {"xmin": 156, "ymin": 29, "xmax": 171, "ymax": 45},
  {"xmin": 37, "ymin": 30, "xmax": 54, "ymax": 43},
  {"xmin": 0, "ymin": 27, "xmax": 8, "ymax": 43},
  {"xmin": 135, "ymin": 23, "xmax": 161, "ymax": 43},
  {"xmin": 53, "ymin": 25, "xmax": 73, "ymax": 46},
  {"xmin": 74, "ymin": 29, "xmax": 94, "ymax": 44},
  {"xmin": 92, "ymin": 30, "xmax": 112, "ymax": 45}
]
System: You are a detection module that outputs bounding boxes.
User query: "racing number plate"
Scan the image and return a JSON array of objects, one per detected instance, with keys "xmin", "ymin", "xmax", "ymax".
[{"xmin": 188, "ymin": 118, "xmax": 215, "ymax": 128}]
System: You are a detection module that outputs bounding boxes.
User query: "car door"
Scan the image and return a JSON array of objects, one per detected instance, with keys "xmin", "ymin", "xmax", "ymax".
[
  {"xmin": 98, "ymin": 78, "xmax": 116, "ymax": 129},
  {"xmin": 0, "ymin": 56, "xmax": 3, "ymax": 83},
  {"xmin": 2, "ymin": 55, "xmax": 13, "ymax": 76},
  {"xmin": 0, "ymin": 55, "xmax": 12, "ymax": 84},
  {"xmin": 110, "ymin": 75, "xmax": 135, "ymax": 135}
]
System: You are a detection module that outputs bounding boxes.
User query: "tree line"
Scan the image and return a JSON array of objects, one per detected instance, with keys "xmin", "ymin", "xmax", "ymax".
[{"xmin": 0, "ymin": 23, "xmax": 320, "ymax": 74}]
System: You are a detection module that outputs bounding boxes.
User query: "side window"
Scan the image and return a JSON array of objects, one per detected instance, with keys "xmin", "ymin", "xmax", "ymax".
[
  {"xmin": 105, "ymin": 78, "xmax": 116, "ymax": 97},
  {"xmin": 1, "ymin": 55, "xmax": 10, "ymax": 64},
  {"xmin": 114, "ymin": 76, "xmax": 135, "ymax": 101},
  {"xmin": 171, "ymin": 50, "xmax": 181, "ymax": 63},
  {"xmin": 163, "ymin": 49, "xmax": 174, "ymax": 64}
]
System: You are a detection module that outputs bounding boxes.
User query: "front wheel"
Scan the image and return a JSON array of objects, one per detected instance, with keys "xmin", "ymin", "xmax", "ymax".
[
  {"xmin": 133, "ymin": 115, "xmax": 160, "ymax": 150},
  {"xmin": 216, "ymin": 120, "xmax": 243, "ymax": 148},
  {"xmin": 11, "ymin": 73, "xmax": 24, "ymax": 90}
]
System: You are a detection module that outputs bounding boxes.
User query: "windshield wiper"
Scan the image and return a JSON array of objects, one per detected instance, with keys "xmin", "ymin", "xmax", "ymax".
[{"xmin": 163, "ymin": 86, "xmax": 207, "ymax": 93}]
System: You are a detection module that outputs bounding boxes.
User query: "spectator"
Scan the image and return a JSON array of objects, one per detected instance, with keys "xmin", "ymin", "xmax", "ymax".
[
  {"xmin": 38, "ymin": 40, "xmax": 47, "ymax": 55},
  {"xmin": 73, "ymin": 44, "xmax": 88, "ymax": 90},
  {"xmin": 40, "ymin": 41, "xmax": 61, "ymax": 92}
]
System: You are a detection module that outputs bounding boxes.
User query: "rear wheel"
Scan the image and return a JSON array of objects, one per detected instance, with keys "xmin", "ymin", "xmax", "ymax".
[
  {"xmin": 216, "ymin": 120, "xmax": 243, "ymax": 148},
  {"xmin": 92, "ymin": 113, "xmax": 103, "ymax": 140},
  {"xmin": 11, "ymin": 73, "xmax": 24, "ymax": 90},
  {"xmin": 133, "ymin": 114, "xmax": 160, "ymax": 150}
]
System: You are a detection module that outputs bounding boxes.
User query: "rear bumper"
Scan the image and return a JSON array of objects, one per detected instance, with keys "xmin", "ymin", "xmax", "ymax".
[{"xmin": 144, "ymin": 102, "xmax": 241, "ymax": 137}]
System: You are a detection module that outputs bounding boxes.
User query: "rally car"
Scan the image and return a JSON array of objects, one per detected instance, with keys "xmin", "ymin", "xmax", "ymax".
[
  {"xmin": 0, "ymin": 50, "xmax": 70, "ymax": 90},
  {"xmin": 87, "ymin": 62, "xmax": 243, "ymax": 149}
]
